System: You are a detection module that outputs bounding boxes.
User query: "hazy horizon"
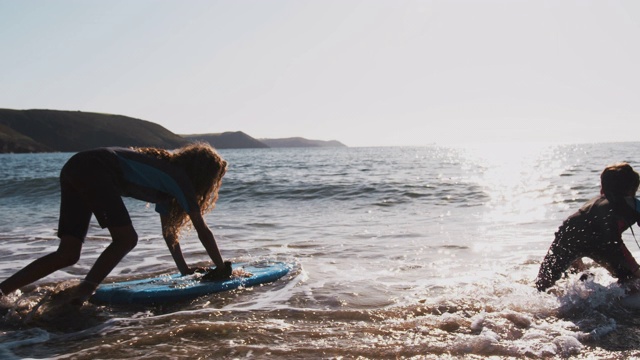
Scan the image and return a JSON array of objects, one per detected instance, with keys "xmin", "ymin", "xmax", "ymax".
[{"xmin": 2, "ymin": 1, "xmax": 639, "ymax": 147}]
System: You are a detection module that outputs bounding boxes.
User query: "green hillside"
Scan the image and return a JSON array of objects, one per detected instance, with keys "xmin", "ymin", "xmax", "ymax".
[
  {"xmin": 0, "ymin": 109, "xmax": 347, "ymax": 153},
  {"xmin": 0, "ymin": 109, "xmax": 188, "ymax": 153}
]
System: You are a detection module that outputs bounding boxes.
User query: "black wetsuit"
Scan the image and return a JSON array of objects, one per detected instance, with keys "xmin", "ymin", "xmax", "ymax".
[
  {"xmin": 535, "ymin": 195, "xmax": 640, "ymax": 291},
  {"xmin": 57, "ymin": 147, "xmax": 199, "ymax": 240}
]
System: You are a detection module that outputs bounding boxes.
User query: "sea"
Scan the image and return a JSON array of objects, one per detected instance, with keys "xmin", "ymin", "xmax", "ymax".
[{"xmin": 2, "ymin": 142, "xmax": 640, "ymax": 359}]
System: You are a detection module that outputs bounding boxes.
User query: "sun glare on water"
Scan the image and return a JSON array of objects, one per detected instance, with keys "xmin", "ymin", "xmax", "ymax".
[{"xmin": 457, "ymin": 142, "xmax": 568, "ymax": 225}]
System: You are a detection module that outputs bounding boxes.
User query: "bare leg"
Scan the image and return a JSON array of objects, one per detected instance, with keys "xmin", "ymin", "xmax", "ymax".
[
  {"xmin": 73, "ymin": 225, "xmax": 138, "ymax": 301},
  {"xmin": 0, "ymin": 236, "xmax": 82, "ymax": 295}
]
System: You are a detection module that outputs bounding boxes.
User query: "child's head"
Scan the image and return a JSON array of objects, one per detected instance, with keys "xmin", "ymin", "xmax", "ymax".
[
  {"xmin": 600, "ymin": 162, "xmax": 639, "ymax": 198},
  {"xmin": 172, "ymin": 142, "xmax": 228, "ymax": 214},
  {"xmin": 135, "ymin": 142, "xmax": 227, "ymax": 240}
]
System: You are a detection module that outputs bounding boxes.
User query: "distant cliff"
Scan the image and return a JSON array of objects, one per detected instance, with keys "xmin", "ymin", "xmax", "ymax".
[
  {"xmin": 184, "ymin": 133, "xmax": 346, "ymax": 149},
  {"xmin": 0, "ymin": 109, "xmax": 346, "ymax": 153},
  {"xmin": 0, "ymin": 109, "xmax": 187, "ymax": 153},
  {"xmin": 260, "ymin": 137, "xmax": 346, "ymax": 148},
  {"xmin": 183, "ymin": 132, "xmax": 269, "ymax": 149}
]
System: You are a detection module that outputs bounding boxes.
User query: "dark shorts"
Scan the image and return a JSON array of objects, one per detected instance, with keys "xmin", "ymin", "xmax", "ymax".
[{"xmin": 57, "ymin": 150, "xmax": 131, "ymax": 240}]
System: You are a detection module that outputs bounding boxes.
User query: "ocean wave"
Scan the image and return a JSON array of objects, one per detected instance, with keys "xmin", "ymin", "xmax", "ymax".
[
  {"xmin": 0, "ymin": 175, "xmax": 491, "ymax": 212},
  {"xmin": 0, "ymin": 177, "xmax": 59, "ymax": 200},
  {"xmin": 221, "ymin": 178, "xmax": 489, "ymax": 207}
]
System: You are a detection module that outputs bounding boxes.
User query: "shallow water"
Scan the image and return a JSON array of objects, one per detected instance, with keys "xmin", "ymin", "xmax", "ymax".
[{"xmin": 2, "ymin": 143, "xmax": 640, "ymax": 358}]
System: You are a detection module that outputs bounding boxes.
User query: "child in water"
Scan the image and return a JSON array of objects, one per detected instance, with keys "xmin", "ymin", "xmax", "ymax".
[
  {"xmin": 536, "ymin": 162, "xmax": 640, "ymax": 292},
  {"xmin": 0, "ymin": 142, "xmax": 232, "ymax": 305}
]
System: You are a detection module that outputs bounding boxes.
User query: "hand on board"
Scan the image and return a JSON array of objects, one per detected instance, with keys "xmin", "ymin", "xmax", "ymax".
[{"xmin": 201, "ymin": 261, "xmax": 233, "ymax": 282}]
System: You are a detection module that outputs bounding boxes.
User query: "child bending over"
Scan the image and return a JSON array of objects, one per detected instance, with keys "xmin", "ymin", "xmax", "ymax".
[
  {"xmin": 536, "ymin": 163, "xmax": 640, "ymax": 292},
  {"xmin": 0, "ymin": 142, "xmax": 231, "ymax": 304}
]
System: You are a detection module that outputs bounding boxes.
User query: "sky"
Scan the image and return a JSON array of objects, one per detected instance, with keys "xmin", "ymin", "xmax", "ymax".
[{"xmin": 1, "ymin": 0, "xmax": 640, "ymax": 147}]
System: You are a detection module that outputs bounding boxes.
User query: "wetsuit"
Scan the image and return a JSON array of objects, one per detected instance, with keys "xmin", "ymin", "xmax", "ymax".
[
  {"xmin": 535, "ymin": 195, "xmax": 640, "ymax": 291},
  {"xmin": 57, "ymin": 147, "xmax": 199, "ymax": 240}
]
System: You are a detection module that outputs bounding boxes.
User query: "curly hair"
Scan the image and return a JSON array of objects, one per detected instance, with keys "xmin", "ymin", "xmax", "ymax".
[{"xmin": 134, "ymin": 142, "xmax": 227, "ymax": 241}]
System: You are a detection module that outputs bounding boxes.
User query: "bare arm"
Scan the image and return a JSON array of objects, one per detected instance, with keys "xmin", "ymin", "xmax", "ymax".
[
  {"xmin": 161, "ymin": 214, "xmax": 193, "ymax": 275},
  {"xmin": 189, "ymin": 211, "xmax": 225, "ymax": 269}
]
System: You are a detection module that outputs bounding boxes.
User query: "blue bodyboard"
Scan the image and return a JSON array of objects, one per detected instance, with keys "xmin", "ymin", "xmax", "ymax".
[{"xmin": 91, "ymin": 261, "xmax": 291, "ymax": 305}]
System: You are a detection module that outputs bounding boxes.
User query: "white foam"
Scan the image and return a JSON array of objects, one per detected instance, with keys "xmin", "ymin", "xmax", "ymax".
[{"xmin": 222, "ymin": 267, "xmax": 306, "ymax": 311}]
